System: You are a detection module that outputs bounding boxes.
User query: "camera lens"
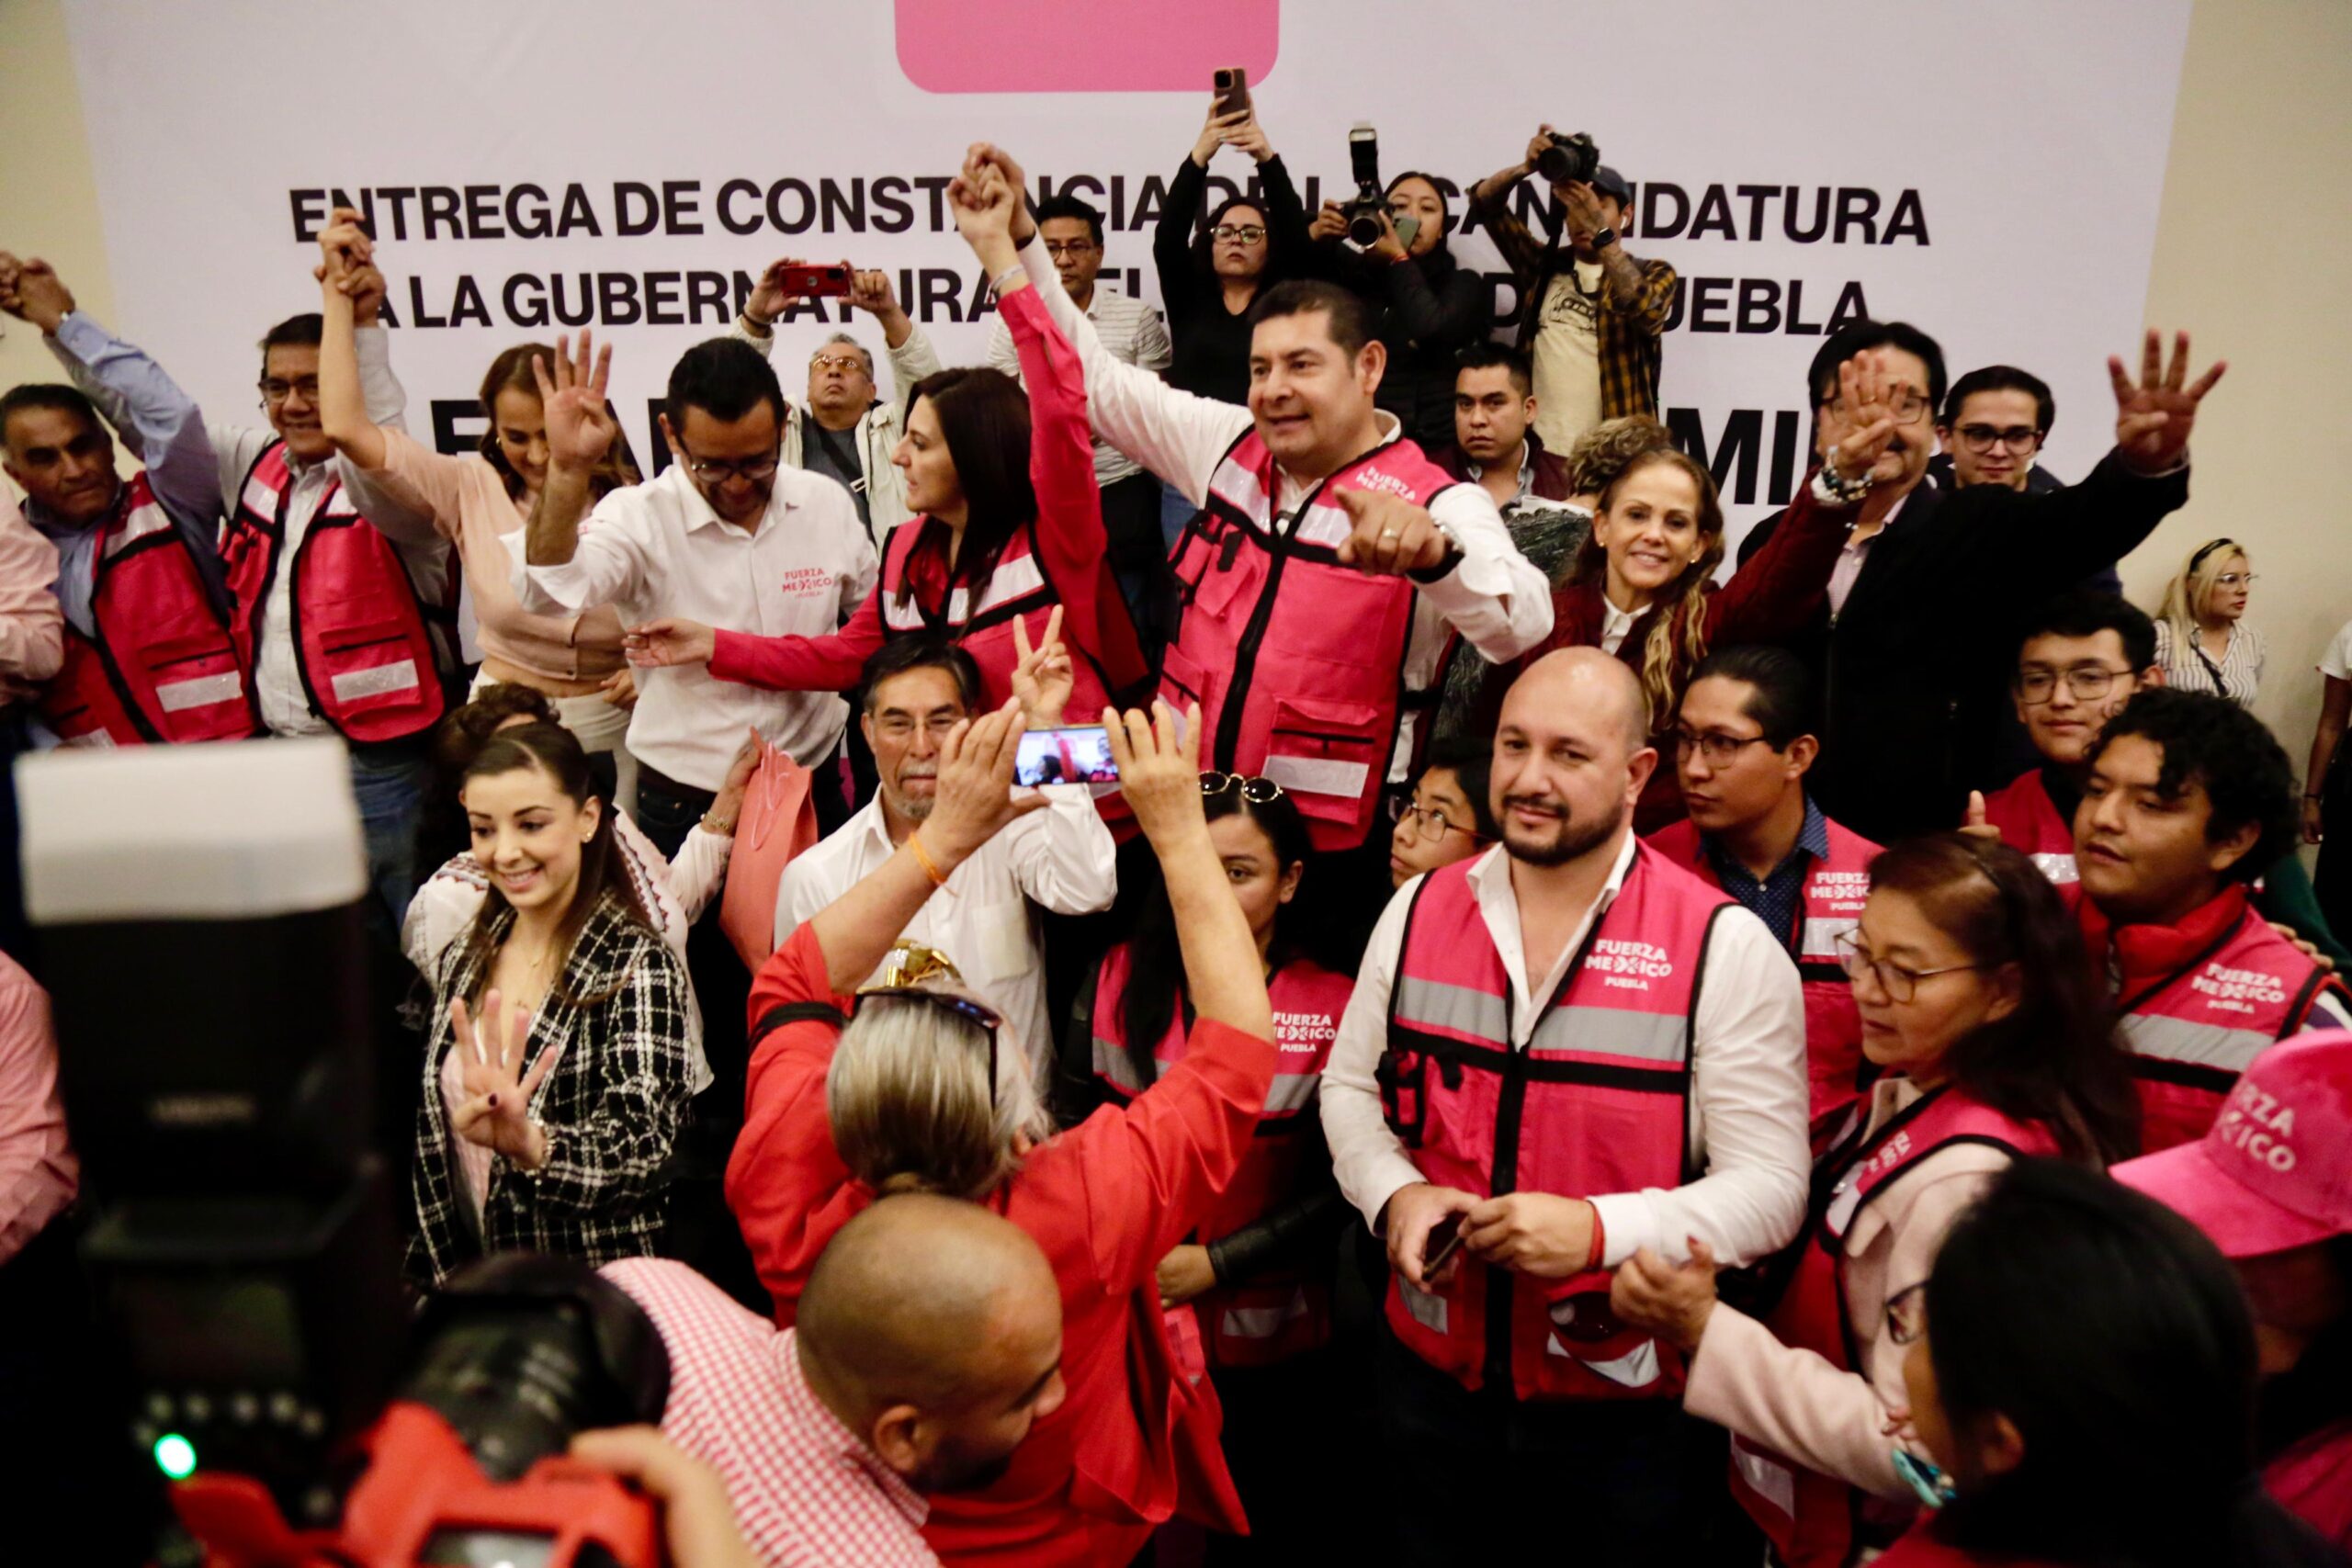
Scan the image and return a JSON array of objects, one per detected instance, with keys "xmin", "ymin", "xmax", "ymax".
[{"xmin": 400, "ymin": 1296, "xmax": 664, "ymax": 1483}]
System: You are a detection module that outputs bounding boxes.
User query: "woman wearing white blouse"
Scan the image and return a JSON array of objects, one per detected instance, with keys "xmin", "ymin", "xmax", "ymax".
[{"xmin": 2153, "ymin": 536, "xmax": 2265, "ymax": 706}]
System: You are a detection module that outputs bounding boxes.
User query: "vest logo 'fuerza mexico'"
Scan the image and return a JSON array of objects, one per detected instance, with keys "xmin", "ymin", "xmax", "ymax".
[
  {"xmin": 1587, "ymin": 939, "xmax": 1674, "ymax": 987},
  {"xmin": 2212, "ymin": 1078, "xmax": 2298, "ymax": 1171},
  {"xmin": 1347, "ymin": 467, "xmax": 1417, "ymax": 501},
  {"xmin": 1273, "ymin": 1011, "xmax": 1337, "ymax": 1051},
  {"xmin": 2192, "ymin": 962, "xmax": 2287, "ymax": 1010}
]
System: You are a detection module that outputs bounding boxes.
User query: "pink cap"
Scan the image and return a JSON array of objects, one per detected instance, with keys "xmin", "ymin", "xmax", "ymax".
[{"xmin": 2113, "ymin": 1029, "xmax": 2352, "ymax": 1258}]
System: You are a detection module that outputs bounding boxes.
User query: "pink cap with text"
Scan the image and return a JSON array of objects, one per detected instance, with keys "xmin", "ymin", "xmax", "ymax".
[{"xmin": 2114, "ymin": 1030, "xmax": 2352, "ymax": 1258}]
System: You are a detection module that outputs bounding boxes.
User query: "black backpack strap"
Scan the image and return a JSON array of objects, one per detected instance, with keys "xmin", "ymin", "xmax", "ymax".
[{"xmin": 750, "ymin": 998, "xmax": 850, "ymax": 1050}]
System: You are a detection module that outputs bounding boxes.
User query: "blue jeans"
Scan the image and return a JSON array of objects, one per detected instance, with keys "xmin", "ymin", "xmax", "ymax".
[{"xmin": 348, "ymin": 742, "xmax": 430, "ymax": 930}]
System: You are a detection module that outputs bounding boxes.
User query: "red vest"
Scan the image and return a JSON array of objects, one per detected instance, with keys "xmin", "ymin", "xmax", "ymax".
[
  {"xmin": 221, "ymin": 443, "xmax": 445, "ymax": 743},
  {"xmin": 2267, "ymin": 1419, "xmax": 2352, "ymax": 1550},
  {"xmin": 1090, "ymin": 945, "xmax": 1353, "ymax": 1367},
  {"xmin": 1728, "ymin": 1086, "xmax": 2060, "ymax": 1568},
  {"xmin": 1378, "ymin": 845, "xmax": 1730, "ymax": 1401},
  {"xmin": 2080, "ymin": 888, "xmax": 2348, "ymax": 1152},
  {"xmin": 1983, "ymin": 768, "xmax": 2077, "ymax": 885},
  {"xmin": 1645, "ymin": 812, "xmax": 1880, "ymax": 1145},
  {"xmin": 1161, "ymin": 430, "xmax": 1463, "ymax": 851},
  {"xmin": 38, "ymin": 470, "xmax": 257, "ymax": 747}
]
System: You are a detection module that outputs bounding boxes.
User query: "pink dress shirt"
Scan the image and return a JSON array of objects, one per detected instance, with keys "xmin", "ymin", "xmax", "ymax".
[{"xmin": 0, "ymin": 951, "xmax": 77, "ymax": 1265}]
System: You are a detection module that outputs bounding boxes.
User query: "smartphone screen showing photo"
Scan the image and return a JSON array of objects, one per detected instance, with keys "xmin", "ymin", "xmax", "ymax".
[{"xmin": 1013, "ymin": 725, "xmax": 1119, "ymax": 787}]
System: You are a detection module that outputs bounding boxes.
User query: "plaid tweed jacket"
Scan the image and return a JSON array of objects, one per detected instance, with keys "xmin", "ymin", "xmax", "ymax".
[{"xmin": 408, "ymin": 891, "xmax": 696, "ymax": 1286}]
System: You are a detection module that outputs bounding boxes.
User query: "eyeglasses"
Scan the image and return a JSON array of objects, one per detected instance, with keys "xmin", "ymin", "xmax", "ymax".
[
  {"xmin": 2013, "ymin": 664, "xmax": 2132, "ymax": 705},
  {"xmin": 681, "ymin": 449, "xmax": 780, "ymax": 484},
  {"xmin": 1828, "ymin": 391, "xmax": 1933, "ymax": 426},
  {"xmin": 2213, "ymin": 572, "xmax": 2257, "ymax": 589},
  {"xmin": 1211, "ymin": 224, "xmax": 1267, "ymax": 244},
  {"xmin": 1954, "ymin": 423, "xmax": 2042, "ymax": 454},
  {"xmin": 1041, "ymin": 241, "xmax": 1098, "ymax": 259},
  {"xmin": 1885, "ymin": 1281, "xmax": 1928, "ymax": 1346},
  {"xmin": 872, "ymin": 712, "xmax": 963, "ymax": 741},
  {"xmin": 809, "ymin": 354, "xmax": 869, "ymax": 376},
  {"xmin": 258, "ymin": 377, "xmax": 321, "ymax": 406},
  {"xmin": 1834, "ymin": 929, "xmax": 1987, "ymax": 1004},
  {"xmin": 1202, "ymin": 773, "xmax": 1283, "ymax": 803},
  {"xmin": 1672, "ymin": 729, "xmax": 1777, "ymax": 767},
  {"xmin": 1396, "ymin": 802, "xmax": 1485, "ymax": 844}
]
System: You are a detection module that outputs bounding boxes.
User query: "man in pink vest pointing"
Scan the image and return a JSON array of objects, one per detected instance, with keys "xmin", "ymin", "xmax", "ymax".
[
  {"xmin": 1320, "ymin": 649, "xmax": 1809, "ymax": 1561},
  {"xmin": 959, "ymin": 144, "xmax": 1553, "ymax": 856}
]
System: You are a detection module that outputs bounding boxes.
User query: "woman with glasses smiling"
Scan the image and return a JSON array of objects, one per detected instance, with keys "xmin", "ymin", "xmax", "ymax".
[
  {"xmin": 2154, "ymin": 536, "xmax": 2266, "ymax": 707},
  {"xmin": 1611, "ymin": 833, "xmax": 2138, "ymax": 1568}
]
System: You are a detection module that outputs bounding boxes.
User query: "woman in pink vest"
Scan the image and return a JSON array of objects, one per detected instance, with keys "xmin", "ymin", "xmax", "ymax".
[
  {"xmin": 314, "ymin": 209, "xmax": 647, "ymax": 799},
  {"xmin": 1870, "ymin": 1159, "xmax": 2339, "ymax": 1568},
  {"xmin": 623, "ymin": 174, "xmax": 1148, "ymax": 725},
  {"xmin": 1057, "ymin": 772, "xmax": 1351, "ymax": 1562},
  {"xmin": 2115, "ymin": 1030, "xmax": 2352, "ymax": 1551},
  {"xmin": 1611, "ymin": 834, "xmax": 2140, "ymax": 1568}
]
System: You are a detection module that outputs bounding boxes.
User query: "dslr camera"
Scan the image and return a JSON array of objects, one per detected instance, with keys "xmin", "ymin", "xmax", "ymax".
[
  {"xmin": 1341, "ymin": 121, "xmax": 1387, "ymax": 248},
  {"xmin": 1536, "ymin": 130, "xmax": 1602, "ymax": 187}
]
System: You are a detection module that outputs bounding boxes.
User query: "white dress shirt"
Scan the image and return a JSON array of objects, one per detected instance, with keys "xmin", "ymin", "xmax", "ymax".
[
  {"xmin": 1599, "ymin": 594, "xmax": 1637, "ymax": 656},
  {"xmin": 1012, "ymin": 234, "xmax": 1554, "ymax": 782},
  {"xmin": 986, "ymin": 282, "xmax": 1171, "ymax": 487},
  {"xmin": 774, "ymin": 786, "xmax": 1115, "ymax": 1092},
  {"xmin": 517, "ymin": 464, "xmax": 877, "ymax": 790},
  {"xmin": 1320, "ymin": 833, "xmax": 1811, "ymax": 1268}
]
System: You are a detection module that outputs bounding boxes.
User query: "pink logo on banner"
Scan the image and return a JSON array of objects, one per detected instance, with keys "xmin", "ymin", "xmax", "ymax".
[{"xmin": 895, "ymin": 0, "xmax": 1279, "ymax": 93}]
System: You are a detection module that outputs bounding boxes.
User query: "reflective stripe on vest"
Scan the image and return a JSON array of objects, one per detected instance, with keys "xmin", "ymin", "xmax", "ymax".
[
  {"xmin": 2120, "ymin": 1010, "xmax": 2278, "ymax": 1076},
  {"xmin": 1380, "ymin": 846, "xmax": 1727, "ymax": 1403},
  {"xmin": 38, "ymin": 471, "xmax": 254, "ymax": 747},
  {"xmin": 1985, "ymin": 771, "xmax": 2079, "ymax": 886},
  {"xmin": 879, "ymin": 546, "xmax": 1048, "ymax": 632},
  {"xmin": 1162, "ymin": 427, "xmax": 1460, "ymax": 852}
]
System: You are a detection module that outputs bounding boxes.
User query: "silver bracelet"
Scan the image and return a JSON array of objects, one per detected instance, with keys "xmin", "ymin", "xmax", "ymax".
[{"xmin": 989, "ymin": 263, "xmax": 1028, "ymax": 295}]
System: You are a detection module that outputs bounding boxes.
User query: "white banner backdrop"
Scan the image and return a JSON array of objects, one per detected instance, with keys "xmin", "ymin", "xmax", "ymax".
[{"xmin": 62, "ymin": 0, "xmax": 2190, "ymax": 538}]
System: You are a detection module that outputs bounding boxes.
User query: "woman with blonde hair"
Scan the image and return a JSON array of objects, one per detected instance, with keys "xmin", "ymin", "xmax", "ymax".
[
  {"xmin": 2154, "ymin": 536, "xmax": 2265, "ymax": 706},
  {"xmin": 1490, "ymin": 350, "xmax": 1911, "ymax": 829}
]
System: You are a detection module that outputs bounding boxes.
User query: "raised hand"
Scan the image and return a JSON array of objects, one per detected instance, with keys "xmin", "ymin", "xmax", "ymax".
[
  {"xmin": 2109, "ymin": 330, "xmax": 2225, "ymax": 475},
  {"xmin": 923, "ymin": 698, "xmax": 1049, "ymax": 859},
  {"xmin": 1334, "ymin": 489, "xmax": 1451, "ymax": 576},
  {"xmin": 531, "ymin": 331, "xmax": 617, "ymax": 471},
  {"xmin": 1193, "ymin": 105, "xmax": 1250, "ymax": 165},
  {"xmin": 1102, "ymin": 699, "xmax": 1205, "ymax": 850},
  {"xmin": 0, "ymin": 255, "xmax": 75, "ymax": 333},
  {"xmin": 447, "ymin": 988, "xmax": 560, "ymax": 1168},
  {"xmin": 948, "ymin": 164, "xmax": 1018, "ymax": 247},
  {"xmin": 1522, "ymin": 123, "xmax": 1558, "ymax": 174},
  {"xmin": 1363, "ymin": 208, "xmax": 1408, "ymax": 264},
  {"xmin": 847, "ymin": 268, "xmax": 898, "ymax": 318},
  {"xmin": 623, "ymin": 617, "xmax": 716, "ymax": 670},
  {"xmin": 1307, "ymin": 200, "xmax": 1351, "ymax": 243},
  {"xmin": 1960, "ymin": 790, "xmax": 2001, "ymax": 842},
  {"xmin": 1010, "ymin": 606, "xmax": 1073, "ymax": 728},
  {"xmin": 1560, "ymin": 181, "xmax": 1607, "ymax": 243},
  {"xmin": 1223, "ymin": 112, "xmax": 1273, "ymax": 164},
  {"xmin": 317, "ymin": 205, "xmax": 375, "ymax": 275},
  {"xmin": 962, "ymin": 143, "xmax": 1035, "ymax": 243},
  {"xmin": 1815, "ymin": 349, "xmax": 1903, "ymax": 488},
  {"xmin": 745, "ymin": 257, "xmax": 811, "ymax": 327}
]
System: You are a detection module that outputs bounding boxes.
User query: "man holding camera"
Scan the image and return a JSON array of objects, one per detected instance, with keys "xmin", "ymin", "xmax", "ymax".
[{"xmin": 1468, "ymin": 127, "xmax": 1677, "ymax": 453}]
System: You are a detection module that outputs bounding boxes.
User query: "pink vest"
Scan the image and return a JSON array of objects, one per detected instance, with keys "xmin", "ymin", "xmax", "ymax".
[
  {"xmin": 1645, "ymin": 812, "xmax": 1880, "ymax": 1144},
  {"xmin": 1161, "ymin": 430, "xmax": 1464, "ymax": 850},
  {"xmin": 1379, "ymin": 846, "xmax": 1731, "ymax": 1401},
  {"xmin": 1090, "ymin": 946, "xmax": 1354, "ymax": 1367},
  {"xmin": 878, "ymin": 517, "xmax": 1123, "ymax": 721},
  {"xmin": 1983, "ymin": 769, "xmax": 2077, "ymax": 885},
  {"xmin": 1729, "ymin": 1087, "xmax": 2060, "ymax": 1568}
]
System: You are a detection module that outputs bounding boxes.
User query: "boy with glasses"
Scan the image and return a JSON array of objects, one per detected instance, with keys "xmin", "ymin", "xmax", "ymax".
[{"xmin": 1646, "ymin": 645, "xmax": 1883, "ymax": 1139}]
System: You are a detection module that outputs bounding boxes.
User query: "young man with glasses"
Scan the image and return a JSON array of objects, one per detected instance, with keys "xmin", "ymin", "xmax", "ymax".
[
  {"xmin": 521, "ymin": 333, "xmax": 876, "ymax": 850},
  {"xmin": 1646, "ymin": 645, "xmax": 1883, "ymax": 1141},
  {"xmin": 732, "ymin": 260, "xmax": 942, "ymax": 546},
  {"xmin": 1, "ymin": 250, "xmax": 450, "ymax": 923},
  {"xmin": 1735, "ymin": 319, "xmax": 2224, "ymax": 846},
  {"xmin": 1321, "ymin": 648, "xmax": 1807, "ymax": 1562},
  {"xmin": 772, "ymin": 635, "xmax": 1112, "ymax": 1093},
  {"xmin": 985, "ymin": 195, "xmax": 1173, "ymax": 646}
]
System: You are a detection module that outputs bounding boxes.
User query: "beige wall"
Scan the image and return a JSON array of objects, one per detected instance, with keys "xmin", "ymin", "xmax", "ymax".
[{"xmin": 5, "ymin": 0, "xmax": 2349, "ymax": 776}]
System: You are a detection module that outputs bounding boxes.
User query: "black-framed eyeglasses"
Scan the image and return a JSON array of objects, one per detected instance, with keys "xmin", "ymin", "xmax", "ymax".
[
  {"xmin": 1041, "ymin": 241, "xmax": 1098, "ymax": 259},
  {"xmin": 1672, "ymin": 728, "xmax": 1778, "ymax": 767},
  {"xmin": 1834, "ymin": 929, "xmax": 1987, "ymax": 1004},
  {"xmin": 680, "ymin": 447, "xmax": 781, "ymax": 484},
  {"xmin": 1396, "ymin": 802, "xmax": 1486, "ymax": 844},
  {"xmin": 1886, "ymin": 1281, "xmax": 1928, "ymax": 1346},
  {"xmin": 258, "ymin": 377, "xmax": 321, "ymax": 406},
  {"xmin": 1203, "ymin": 773, "xmax": 1284, "ymax": 804},
  {"xmin": 1955, "ymin": 423, "xmax": 2041, "ymax": 454},
  {"xmin": 1211, "ymin": 224, "xmax": 1267, "ymax": 244},
  {"xmin": 2013, "ymin": 664, "xmax": 2132, "ymax": 705}
]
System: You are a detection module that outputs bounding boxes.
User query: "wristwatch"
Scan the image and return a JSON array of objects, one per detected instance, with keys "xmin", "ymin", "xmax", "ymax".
[{"xmin": 1589, "ymin": 226, "xmax": 1619, "ymax": 251}]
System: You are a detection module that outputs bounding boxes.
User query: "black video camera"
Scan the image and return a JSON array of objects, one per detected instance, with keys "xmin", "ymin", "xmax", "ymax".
[
  {"xmin": 1536, "ymin": 130, "xmax": 1602, "ymax": 187},
  {"xmin": 1342, "ymin": 121, "xmax": 1387, "ymax": 247}
]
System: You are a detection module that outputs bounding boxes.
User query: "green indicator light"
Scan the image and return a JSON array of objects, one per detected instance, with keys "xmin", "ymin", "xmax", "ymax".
[{"xmin": 153, "ymin": 1432, "xmax": 198, "ymax": 1480}]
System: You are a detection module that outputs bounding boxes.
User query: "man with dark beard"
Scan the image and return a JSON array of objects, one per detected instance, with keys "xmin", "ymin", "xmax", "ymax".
[
  {"xmin": 604, "ymin": 1194, "xmax": 1065, "ymax": 1566},
  {"xmin": 1319, "ymin": 647, "xmax": 1809, "ymax": 1561}
]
